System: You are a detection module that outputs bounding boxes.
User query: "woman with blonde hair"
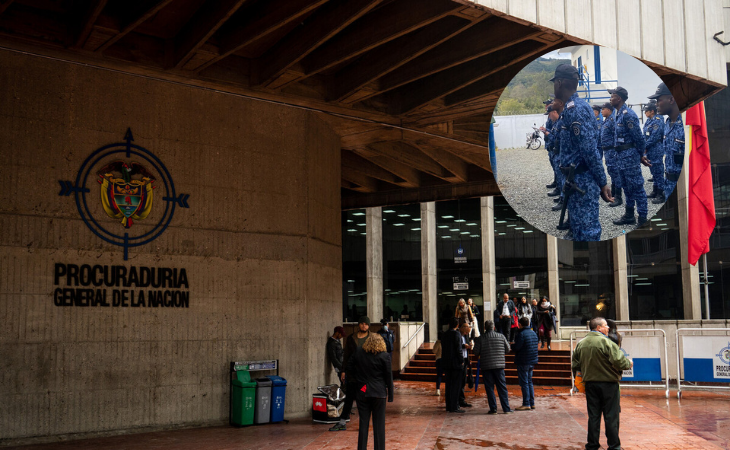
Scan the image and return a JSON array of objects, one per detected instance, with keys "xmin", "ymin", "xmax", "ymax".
[
  {"xmin": 353, "ymin": 333, "xmax": 394, "ymax": 450},
  {"xmin": 455, "ymin": 298, "xmax": 475, "ymax": 331}
]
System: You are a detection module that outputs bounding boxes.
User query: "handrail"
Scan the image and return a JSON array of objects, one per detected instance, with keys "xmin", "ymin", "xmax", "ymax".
[{"xmin": 402, "ymin": 323, "xmax": 425, "ymax": 349}]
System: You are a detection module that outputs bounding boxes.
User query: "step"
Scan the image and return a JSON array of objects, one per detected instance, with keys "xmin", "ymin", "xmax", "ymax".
[
  {"xmin": 398, "ymin": 372, "xmax": 572, "ymax": 386},
  {"xmin": 402, "ymin": 366, "xmax": 570, "ymax": 378},
  {"xmin": 406, "ymin": 360, "xmax": 571, "ymax": 372}
]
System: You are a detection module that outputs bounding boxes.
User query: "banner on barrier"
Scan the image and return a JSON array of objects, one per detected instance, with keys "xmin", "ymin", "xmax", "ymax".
[
  {"xmin": 682, "ymin": 336, "xmax": 730, "ymax": 381},
  {"xmin": 619, "ymin": 335, "xmax": 662, "ymax": 382}
]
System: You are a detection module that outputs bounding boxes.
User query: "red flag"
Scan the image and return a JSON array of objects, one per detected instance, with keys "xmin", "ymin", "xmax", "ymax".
[{"xmin": 686, "ymin": 101, "xmax": 716, "ymax": 266}]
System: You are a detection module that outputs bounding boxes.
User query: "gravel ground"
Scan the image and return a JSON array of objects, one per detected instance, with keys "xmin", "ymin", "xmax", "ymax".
[{"xmin": 495, "ymin": 146, "xmax": 664, "ymax": 241}]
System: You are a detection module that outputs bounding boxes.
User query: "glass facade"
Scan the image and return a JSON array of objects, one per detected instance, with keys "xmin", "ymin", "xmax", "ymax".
[
  {"xmin": 382, "ymin": 203, "xmax": 422, "ymax": 321},
  {"xmin": 558, "ymin": 240, "xmax": 615, "ymax": 327},
  {"xmin": 342, "ymin": 209, "xmax": 367, "ymax": 321},
  {"xmin": 436, "ymin": 199, "xmax": 482, "ymax": 330},
  {"xmin": 699, "ymin": 77, "xmax": 730, "ymax": 319},
  {"xmin": 494, "ymin": 197, "xmax": 549, "ymax": 307},
  {"xmin": 625, "ymin": 191, "xmax": 684, "ymax": 320}
]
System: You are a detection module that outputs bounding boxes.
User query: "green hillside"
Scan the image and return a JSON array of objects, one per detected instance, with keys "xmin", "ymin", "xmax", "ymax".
[{"xmin": 494, "ymin": 57, "xmax": 570, "ymax": 116}]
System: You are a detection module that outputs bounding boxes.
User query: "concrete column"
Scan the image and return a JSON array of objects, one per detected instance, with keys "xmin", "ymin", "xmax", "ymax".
[
  {"xmin": 366, "ymin": 207, "xmax": 383, "ymax": 321},
  {"xmin": 546, "ymin": 235, "xmax": 561, "ymax": 333},
  {"xmin": 481, "ymin": 197, "xmax": 497, "ymax": 315},
  {"xmin": 421, "ymin": 202, "xmax": 438, "ymax": 342},
  {"xmin": 678, "ymin": 116, "xmax": 702, "ymax": 320},
  {"xmin": 613, "ymin": 235, "xmax": 630, "ymax": 321}
]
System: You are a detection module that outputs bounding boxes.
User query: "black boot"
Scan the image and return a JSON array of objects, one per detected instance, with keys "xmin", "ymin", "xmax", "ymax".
[
  {"xmin": 613, "ymin": 207, "xmax": 636, "ymax": 225},
  {"xmin": 648, "ymin": 177, "xmax": 654, "ymax": 182},
  {"xmin": 546, "ymin": 180, "xmax": 557, "ymax": 189},
  {"xmin": 638, "ymin": 216, "xmax": 648, "ymax": 227},
  {"xmin": 556, "ymin": 219, "xmax": 570, "ymax": 231},
  {"xmin": 651, "ymin": 191, "xmax": 666, "ymax": 204},
  {"xmin": 647, "ymin": 187, "xmax": 659, "ymax": 199},
  {"xmin": 547, "ymin": 188, "xmax": 561, "ymax": 197},
  {"xmin": 609, "ymin": 188, "xmax": 623, "ymax": 207},
  {"xmin": 547, "ymin": 336, "xmax": 552, "ymax": 351},
  {"xmin": 551, "ymin": 199, "xmax": 563, "ymax": 211}
]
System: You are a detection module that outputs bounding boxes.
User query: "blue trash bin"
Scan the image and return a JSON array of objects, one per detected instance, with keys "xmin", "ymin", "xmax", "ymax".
[{"xmin": 266, "ymin": 375, "xmax": 287, "ymax": 423}]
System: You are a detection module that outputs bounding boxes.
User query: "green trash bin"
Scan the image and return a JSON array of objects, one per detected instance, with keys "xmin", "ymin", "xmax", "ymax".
[{"xmin": 231, "ymin": 370, "xmax": 256, "ymax": 426}]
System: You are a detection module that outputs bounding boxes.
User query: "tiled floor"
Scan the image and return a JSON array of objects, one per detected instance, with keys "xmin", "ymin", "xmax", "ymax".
[{"xmin": 6, "ymin": 381, "xmax": 730, "ymax": 449}]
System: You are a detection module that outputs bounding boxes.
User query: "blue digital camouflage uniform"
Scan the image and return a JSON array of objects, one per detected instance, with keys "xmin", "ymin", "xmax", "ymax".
[
  {"xmin": 614, "ymin": 104, "xmax": 648, "ymax": 218},
  {"xmin": 600, "ymin": 112, "xmax": 620, "ymax": 188},
  {"xmin": 663, "ymin": 114, "xmax": 685, "ymax": 198},
  {"xmin": 545, "ymin": 116, "xmax": 559, "ymax": 184},
  {"xmin": 548, "ymin": 117, "xmax": 565, "ymax": 198},
  {"xmin": 643, "ymin": 114, "xmax": 665, "ymax": 195},
  {"xmin": 558, "ymin": 93, "xmax": 606, "ymax": 241}
]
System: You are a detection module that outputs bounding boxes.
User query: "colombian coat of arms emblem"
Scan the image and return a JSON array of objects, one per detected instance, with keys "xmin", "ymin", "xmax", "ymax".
[{"xmin": 98, "ymin": 161, "xmax": 156, "ymax": 228}]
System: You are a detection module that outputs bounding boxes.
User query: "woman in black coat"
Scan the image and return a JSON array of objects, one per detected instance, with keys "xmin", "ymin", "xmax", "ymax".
[
  {"xmin": 536, "ymin": 296, "xmax": 556, "ymax": 350},
  {"xmin": 353, "ymin": 333, "xmax": 394, "ymax": 450}
]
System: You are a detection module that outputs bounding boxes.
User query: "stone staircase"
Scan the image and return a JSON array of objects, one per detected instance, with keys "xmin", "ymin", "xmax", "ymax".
[{"xmin": 399, "ymin": 343, "xmax": 573, "ymax": 386}]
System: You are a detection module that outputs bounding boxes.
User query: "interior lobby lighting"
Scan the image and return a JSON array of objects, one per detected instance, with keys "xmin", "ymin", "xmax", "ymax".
[
  {"xmin": 656, "ymin": 223, "xmax": 667, "ymax": 226},
  {"xmin": 347, "ymin": 229, "xmax": 357, "ymax": 232},
  {"xmin": 565, "ymin": 280, "xmax": 576, "ymax": 283},
  {"xmin": 495, "ymin": 220, "xmax": 506, "ymax": 223},
  {"xmin": 507, "ymin": 224, "xmax": 516, "ymax": 227},
  {"xmin": 636, "ymin": 278, "xmax": 648, "ymax": 281},
  {"xmin": 522, "ymin": 230, "xmax": 533, "ymax": 233},
  {"xmin": 499, "ymin": 283, "xmax": 510, "ymax": 286},
  {"xmin": 471, "ymin": 234, "xmax": 480, "ymax": 238},
  {"xmin": 353, "ymin": 212, "xmax": 365, "ymax": 216},
  {"xmin": 454, "ymin": 219, "xmax": 466, "ymax": 222},
  {"xmin": 347, "ymin": 219, "xmax": 353, "ymax": 223},
  {"xmin": 466, "ymin": 223, "xmax": 478, "ymax": 226},
  {"xmin": 347, "ymin": 280, "xmax": 355, "ymax": 283},
  {"xmin": 357, "ymin": 223, "xmax": 366, "ymax": 226},
  {"xmin": 442, "ymin": 236, "xmax": 451, "ymax": 238},
  {"xmin": 635, "ymin": 282, "xmax": 652, "ymax": 286},
  {"xmin": 383, "ymin": 210, "xmax": 395, "ymax": 213},
  {"xmin": 460, "ymin": 231, "xmax": 469, "ymax": 234},
  {"xmin": 450, "ymin": 228, "xmax": 459, "ymax": 232},
  {"xmin": 412, "ymin": 218, "xmax": 421, "ymax": 221},
  {"xmin": 575, "ymin": 284, "xmax": 590, "ymax": 287},
  {"xmin": 438, "ymin": 225, "xmax": 449, "ymax": 228},
  {"xmin": 627, "ymin": 275, "xmax": 638, "ymax": 277},
  {"xmin": 393, "ymin": 223, "xmax": 404, "ymax": 226},
  {"xmin": 499, "ymin": 233, "xmax": 505, "ymax": 235},
  {"xmin": 398, "ymin": 214, "xmax": 410, "ymax": 217},
  {"xmin": 515, "ymin": 227, "xmax": 525, "ymax": 230},
  {"xmin": 651, "ymin": 218, "xmax": 661, "ymax": 221},
  {"xmin": 661, "ymin": 228, "xmax": 669, "ymax": 230},
  {"xmin": 411, "ymin": 228, "xmax": 421, "ymax": 231},
  {"xmin": 360, "ymin": 233, "xmax": 366, "ymax": 236},
  {"xmin": 442, "ymin": 215, "xmax": 454, "ymax": 219}
]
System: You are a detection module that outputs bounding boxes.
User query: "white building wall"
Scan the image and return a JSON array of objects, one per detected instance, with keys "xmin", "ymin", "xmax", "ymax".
[
  {"xmin": 492, "ymin": 113, "xmax": 546, "ymax": 150},
  {"xmin": 467, "ymin": 0, "xmax": 728, "ymax": 86}
]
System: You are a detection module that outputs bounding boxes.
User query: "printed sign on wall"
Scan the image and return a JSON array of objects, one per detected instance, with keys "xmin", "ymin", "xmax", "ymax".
[{"xmin": 682, "ymin": 336, "xmax": 730, "ymax": 381}]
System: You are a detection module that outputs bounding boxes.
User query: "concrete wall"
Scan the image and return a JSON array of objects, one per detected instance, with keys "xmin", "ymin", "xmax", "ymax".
[{"xmin": 0, "ymin": 50, "xmax": 342, "ymax": 442}]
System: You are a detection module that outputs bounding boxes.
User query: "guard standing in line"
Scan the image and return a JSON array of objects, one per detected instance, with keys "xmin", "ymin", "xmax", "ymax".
[
  {"xmin": 609, "ymin": 87, "xmax": 649, "ymax": 227},
  {"xmin": 648, "ymin": 83, "xmax": 684, "ymax": 200},
  {"xmin": 549, "ymin": 100, "xmax": 568, "ymax": 216},
  {"xmin": 541, "ymin": 100, "xmax": 558, "ymax": 190},
  {"xmin": 642, "ymin": 101, "xmax": 666, "ymax": 204},
  {"xmin": 592, "ymin": 104, "xmax": 603, "ymax": 127},
  {"xmin": 552, "ymin": 64, "xmax": 613, "ymax": 240},
  {"xmin": 599, "ymin": 103, "xmax": 621, "ymax": 207}
]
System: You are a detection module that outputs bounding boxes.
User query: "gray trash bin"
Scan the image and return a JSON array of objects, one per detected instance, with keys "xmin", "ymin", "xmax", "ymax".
[{"xmin": 254, "ymin": 377, "xmax": 273, "ymax": 424}]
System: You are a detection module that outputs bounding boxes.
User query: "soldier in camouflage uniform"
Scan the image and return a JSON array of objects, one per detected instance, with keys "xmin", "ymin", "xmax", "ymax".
[
  {"xmin": 649, "ymin": 83, "xmax": 684, "ymax": 199},
  {"xmin": 609, "ymin": 87, "xmax": 649, "ymax": 227},
  {"xmin": 642, "ymin": 101, "xmax": 666, "ymax": 204},
  {"xmin": 551, "ymin": 64, "xmax": 613, "ymax": 241}
]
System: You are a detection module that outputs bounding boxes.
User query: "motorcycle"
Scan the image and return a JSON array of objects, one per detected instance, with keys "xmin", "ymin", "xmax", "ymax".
[{"xmin": 525, "ymin": 123, "xmax": 543, "ymax": 150}]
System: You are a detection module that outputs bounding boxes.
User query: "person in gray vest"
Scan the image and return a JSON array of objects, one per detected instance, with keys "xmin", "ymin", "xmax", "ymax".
[{"xmin": 473, "ymin": 320, "xmax": 513, "ymax": 414}]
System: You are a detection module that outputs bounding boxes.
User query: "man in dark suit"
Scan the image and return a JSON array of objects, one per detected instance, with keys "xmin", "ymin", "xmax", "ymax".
[
  {"xmin": 441, "ymin": 317, "xmax": 465, "ymax": 413},
  {"xmin": 495, "ymin": 293, "xmax": 516, "ymax": 342}
]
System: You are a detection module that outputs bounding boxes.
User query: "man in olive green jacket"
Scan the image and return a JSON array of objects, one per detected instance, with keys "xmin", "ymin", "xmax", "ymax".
[{"xmin": 572, "ymin": 317, "xmax": 632, "ymax": 450}]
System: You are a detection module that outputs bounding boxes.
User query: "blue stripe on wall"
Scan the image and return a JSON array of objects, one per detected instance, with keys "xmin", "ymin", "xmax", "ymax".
[
  {"xmin": 683, "ymin": 358, "xmax": 725, "ymax": 382},
  {"xmin": 622, "ymin": 358, "xmax": 661, "ymax": 382}
]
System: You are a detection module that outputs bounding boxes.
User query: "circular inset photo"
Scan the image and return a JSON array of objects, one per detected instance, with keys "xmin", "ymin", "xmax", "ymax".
[{"xmin": 492, "ymin": 46, "xmax": 684, "ymax": 241}]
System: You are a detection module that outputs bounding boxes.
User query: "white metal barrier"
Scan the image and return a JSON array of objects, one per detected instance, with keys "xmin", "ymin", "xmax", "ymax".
[
  {"xmin": 675, "ymin": 328, "xmax": 730, "ymax": 399},
  {"xmin": 570, "ymin": 329, "xmax": 669, "ymax": 398}
]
